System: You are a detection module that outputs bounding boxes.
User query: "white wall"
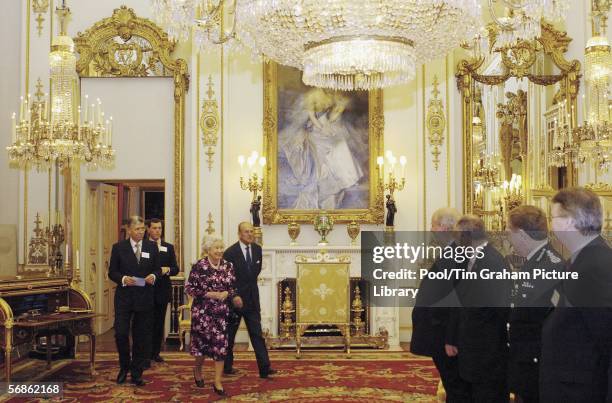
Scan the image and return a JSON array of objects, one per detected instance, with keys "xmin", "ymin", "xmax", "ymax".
[
  {"xmin": 78, "ymin": 78, "xmax": 175, "ymax": 243},
  {"xmin": 0, "ymin": 0, "xmax": 22, "ymax": 229}
]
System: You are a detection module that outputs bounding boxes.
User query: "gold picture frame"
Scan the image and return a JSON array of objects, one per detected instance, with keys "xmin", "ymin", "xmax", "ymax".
[{"xmin": 262, "ymin": 62, "xmax": 384, "ymax": 224}]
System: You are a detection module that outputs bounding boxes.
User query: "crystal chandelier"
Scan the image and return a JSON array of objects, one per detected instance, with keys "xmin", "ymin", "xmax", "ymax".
[
  {"xmin": 474, "ymin": 153, "xmax": 501, "ymax": 188},
  {"xmin": 549, "ymin": 100, "xmax": 579, "ymax": 168},
  {"xmin": 571, "ymin": 0, "xmax": 612, "ymax": 172},
  {"xmin": 151, "ymin": 0, "xmax": 482, "ymax": 90},
  {"xmin": 487, "ymin": 0, "xmax": 569, "ymax": 47},
  {"xmin": 6, "ymin": 1, "xmax": 115, "ymax": 170}
]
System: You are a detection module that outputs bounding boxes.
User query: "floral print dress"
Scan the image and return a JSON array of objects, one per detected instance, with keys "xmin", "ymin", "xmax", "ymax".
[{"xmin": 185, "ymin": 257, "xmax": 236, "ymax": 360}]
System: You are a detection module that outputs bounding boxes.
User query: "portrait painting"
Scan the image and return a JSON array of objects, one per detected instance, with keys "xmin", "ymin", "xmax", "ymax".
[{"xmin": 262, "ymin": 62, "xmax": 384, "ymax": 224}]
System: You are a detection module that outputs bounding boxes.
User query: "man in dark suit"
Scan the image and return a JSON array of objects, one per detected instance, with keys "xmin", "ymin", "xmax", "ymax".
[
  {"xmin": 146, "ymin": 218, "xmax": 179, "ymax": 364},
  {"xmin": 541, "ymin": 187, "xmax": 612, "ymax": 402},
  {"xmin": 506, "ymin": 205, "xmax": 564, "ymax": 403},
  {"xmin": 108, "ymin": 216, "xmax": 161, "ymax": 386},
  {"xmin": 411, "ymin": 208, "xmax": 470, "ymax": 402},
  {"xmin": 447, "ymin": 215, "xmax": 511, "ymax": 402},
  {"xmin": 223, "ymin": 222, "xmax": 275, "ymax": 378}
]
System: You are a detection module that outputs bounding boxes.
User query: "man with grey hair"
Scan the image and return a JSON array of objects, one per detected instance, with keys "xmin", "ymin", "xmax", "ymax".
[
  {"xmin": 541, "ymin": 187, "xmax": 612, "ymax": 402},
  {"xmin": 411, "ymin": 208, "xmax": 470, "ymax": 401},
  {"xmin": 223, "ymin": 222, "xmax": 276, "ymax": 378},
  {"xmin": 109, "ymin": 216, "xmax": 161, "ymax": 386}
]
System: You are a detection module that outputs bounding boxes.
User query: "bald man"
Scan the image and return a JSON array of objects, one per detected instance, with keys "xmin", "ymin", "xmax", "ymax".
[{"xmin": 223, "ymin": 222, "xmax": 275, "ymax": 378}]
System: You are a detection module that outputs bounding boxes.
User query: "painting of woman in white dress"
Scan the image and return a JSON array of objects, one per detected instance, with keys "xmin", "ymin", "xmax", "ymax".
[
  {"xmin": 277, "ymin": 72, "xmax": 370, "ymax": 210},
  {"xmin": 263, "ymin": 63, "xmax": 383, "ymax": 224}
]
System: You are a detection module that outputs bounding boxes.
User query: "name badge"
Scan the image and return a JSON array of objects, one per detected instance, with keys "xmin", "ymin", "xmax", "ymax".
[
  {"xmin": 159, "ymin": 246, "xmax": 168, "ymax": 252},
  {"xmin": 141, "ymin": 252, "xmax": 150, "ymax": 259}
]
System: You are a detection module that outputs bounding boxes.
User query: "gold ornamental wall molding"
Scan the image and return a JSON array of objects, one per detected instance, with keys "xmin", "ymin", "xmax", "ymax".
[
  {"xmin": 73, "ymin": 6, "xmax": 189, "ymax": 268},
  {"xmin": 200, "ymin": 75, "xmax": 220, "ymax": 171},
  {"xmin": 426, "ymin": 75, "xmax": 446, "ymax": 171},
  {"xmin": 456, "ymin": 22, "xmax": 581, "ymax": 214},
  {"xmin": 32, "ymin": 0, "xmax": 49, "ymax": 37}
]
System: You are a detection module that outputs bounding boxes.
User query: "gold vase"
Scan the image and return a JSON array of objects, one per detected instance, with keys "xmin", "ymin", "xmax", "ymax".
[
  {"xmin": 287, "ymin": 222, "xmax": 301, "ymax": 246},
  {"xmin": 347, "ymin": 221, "xmax": 360, "ymax": 246},
  {"xmin": 314, "ymin": 211, "xmax": 334, "ymax": 245}
]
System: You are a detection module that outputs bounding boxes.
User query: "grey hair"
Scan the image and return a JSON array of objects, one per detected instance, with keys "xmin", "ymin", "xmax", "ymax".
[
  {"xmin": 201, "ymin": 235, "xmax": 224, "ymax": 257},
  {"xmin": 127, "ymin": 215, "xmax": 144, "ymax": 227},
  {"xmin": 431, "ymin": 208, "xmax": 461, "ymax": 229}
]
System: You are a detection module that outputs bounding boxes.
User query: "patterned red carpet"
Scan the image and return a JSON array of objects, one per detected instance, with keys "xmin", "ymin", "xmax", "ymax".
[{"xmin": 6, "ymin": 353, "xmax": 440, "ymax": 402}]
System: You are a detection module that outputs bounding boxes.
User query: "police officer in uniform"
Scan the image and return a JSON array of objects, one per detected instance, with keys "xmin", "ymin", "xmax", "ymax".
[{"xmin": 506, "ymin": 206, "xmax": 564, "ymax": 403}]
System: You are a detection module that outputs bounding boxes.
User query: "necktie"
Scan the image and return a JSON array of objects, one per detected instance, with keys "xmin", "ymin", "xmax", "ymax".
[
  {"xmin": 245, "ymin": 245, "xmax": 252, "ymax": 270},
  {"xmin": 136, "ymin": 242, "xmax": 142, "ymax": 263}
]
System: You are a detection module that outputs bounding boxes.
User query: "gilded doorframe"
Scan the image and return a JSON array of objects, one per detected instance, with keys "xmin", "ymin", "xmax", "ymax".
[{"xmin": 73, "ymin": 6, "xmax": 189, "ymax": 268}]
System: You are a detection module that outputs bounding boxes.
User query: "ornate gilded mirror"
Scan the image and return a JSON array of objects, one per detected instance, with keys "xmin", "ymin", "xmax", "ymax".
[{"xmin": 457, "ymin": 23, "xmax": 581, "ymax": 229}]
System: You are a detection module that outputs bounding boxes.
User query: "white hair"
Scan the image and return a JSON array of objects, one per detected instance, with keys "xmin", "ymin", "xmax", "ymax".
[
  {"xmin": 431, "ymin": 208, "xmax": 461, "ymax": 229},
  {"xmin": 201, "ymin": 235, "xmax": 224, "ymax": 257}
]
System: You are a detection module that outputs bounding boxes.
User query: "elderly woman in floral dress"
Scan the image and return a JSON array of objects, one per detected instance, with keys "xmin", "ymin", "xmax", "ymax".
[{"xmin": 186, "ymin": 235, "xmax": 242, "ymax": 396}]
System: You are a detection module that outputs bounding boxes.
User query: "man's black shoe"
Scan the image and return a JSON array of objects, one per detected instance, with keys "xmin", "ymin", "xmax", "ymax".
[
  {"xmin": 223, "ymin": 368, "xmax": 240, "ymax": 375},
  {"xmin": 143, "ymin": 360, "xmax": 151, "ymax": 369},
  {"xmin": 267, "ymin": 369, "xmax": 278, "ymax": 375},
  {"xmin": 116, "ymin": 369, "xmax": 128, "ymax": 384},
  {"xmin": 131, "ymin": 376, "xmax": 146, "ymax": 386},
  {"xmin": 153, "ymin": 355, "xmax": 164, "ymax": 363}
]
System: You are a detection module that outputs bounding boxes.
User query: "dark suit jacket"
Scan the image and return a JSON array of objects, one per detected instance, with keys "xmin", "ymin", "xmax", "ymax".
[
  {"xmin": 108, "ymin": 239, "xmax": 162, "ymax": 312},
  {"xmin": 452, "ymin": 243, "xmax": 511, "ymax": 382},
  {"xmin": 540, "ymin": 236, "xmax": 612, "ymax": 400},
  {"xmin": 223, "ymin": 241, "xmax": 263, "ymax": 311},
  {"xmin": 508, "ymin": 243, "xmax": 564, "ymax": 390},
  {"xmin": 411, "ymin": 243, "xmax": 460, "ymax": 357},
  {"xmin": 152, "ymin": 240, "xmax": 180, "ymax": 304}
]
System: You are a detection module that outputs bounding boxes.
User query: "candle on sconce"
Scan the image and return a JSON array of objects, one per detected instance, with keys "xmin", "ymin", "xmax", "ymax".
[
  {"xmin": 90, "ymin": 103, "xmax": 95, "ymax": 125},
  {"xmin": 11, "ymin": 113, "xmax": 16, "ymax": 143},
  {"xmin": 399, "ymin": 155, "xmax": 407, "ymax": 179},
  {"xmin": 83, "ymin": 95, "xmax": 88, "ymax": 122},
  {"xmin": 96, "ymin": 98, "xmax": 101, "ymax": 125},
  {"xmin": 376, "ymin": 156, "xmax": 384, "ymax": 181},
  {"xmin": 19, "ymin": 96, "xmax": 24, "ymax": 121},
  {"xmin": 582, "ymin": 94, "xmax": 586, "ymax": 123},
  {"xmin": 109, "ymin": 117, "xmax": 113, "ymax": 145},
  {"xmin": 105, "ymin": 120, "xmax": 110, "ymax": 145},
  {"xmin": 238, "ymin": 155, "xmax": 245, "ymax": 178},
  {"xmin": 76, "ymin": 249, "xmax": 80, "ymax": 271},
  {"xmin": 65, "ymin": 244, "xmax": 69, "ymax": 262},
  {"xmin": 258, "ymin": 156, "xmax": 266, "ymax": 175}
]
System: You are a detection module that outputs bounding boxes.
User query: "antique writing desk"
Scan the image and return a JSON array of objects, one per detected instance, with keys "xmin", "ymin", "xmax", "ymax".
[{"xmin": 0, "ymin": 276, "xmax": 96, "ymax": 382}]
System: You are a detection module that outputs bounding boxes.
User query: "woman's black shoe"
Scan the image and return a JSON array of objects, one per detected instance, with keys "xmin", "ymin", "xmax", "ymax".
[
  {"xmin": 213, "ymin": 385, "xmax": 226, "ymax": 396},
  {"xmin": 193, "ymin": 368, "xmax": 204, "ymax": 388}
]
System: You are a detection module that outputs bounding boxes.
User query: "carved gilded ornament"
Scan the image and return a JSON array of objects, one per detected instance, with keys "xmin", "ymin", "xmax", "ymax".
[
  {"xmin": 205, "ymin": 213, "xmax": 215, "ymax": 235},
  {"xmin": 73, "ymin": 6, "xmax": 189, "ymax": 269},
  {"xmin": 200, "ymin": 76, "xmax": 220, "ymax": 171},
  {"xmin": 426, "ymin": 75, "xmax": 446, "ymax": 171},
  {"xmin": 32, "ymin": 0, "xmax": 49, "ymax": 37}
]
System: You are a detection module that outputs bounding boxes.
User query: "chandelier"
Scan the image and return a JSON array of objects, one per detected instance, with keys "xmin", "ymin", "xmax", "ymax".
[
  {"xmin": 151, "ymin": 0, "xmax": 482, "ymax": 90},
  {"xmin": 474, "ymin": 153, "xmax": 501, "ymax": 188},
  {"xmin": 7, "ymin": 1, "xmax": 114, "ymax": 170},
  {"xmin": 572, "ymin": 0, "xmax": 612, "ymax": 172},
  {"xmin": 549, "ymin": 100, "xmax": 579, "ymax": 168},
  {"xmin": 487, "ymin": 0, "xmax": 569, "ymax": 47}
]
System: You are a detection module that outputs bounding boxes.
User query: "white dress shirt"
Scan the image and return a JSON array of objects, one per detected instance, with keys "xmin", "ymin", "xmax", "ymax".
[{"xmin": 122, "ymin": 238, "xmax": 155, "ymax": 286}]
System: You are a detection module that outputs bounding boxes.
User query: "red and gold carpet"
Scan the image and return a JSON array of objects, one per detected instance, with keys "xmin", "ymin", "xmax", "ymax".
[{"xmin": 4, "ymin": 352, "xmax": 441, "ymax": 402}]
